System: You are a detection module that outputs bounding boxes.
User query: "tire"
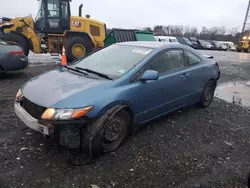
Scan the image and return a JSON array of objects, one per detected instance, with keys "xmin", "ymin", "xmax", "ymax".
[
  {"xmin": 81, "ymin": 107, "xmax": 131, "ymax": 158},
  {"xmin": 198, "ymin": 80, "xmax": 216, "ymax": 108},
  {"xmin": 65, "ymin": 36, "xmax": 93, "ymax": 63},
  {"xmin": 0, "ymin": 32, "xmax": 29, "ymax": 56},
  {"xmin": 244, "ymin": 49, "xmax": 249, "ymax": 53},
  {"xmin": 0, "ymin": 66, "xmax": 3, "ymax": 78}
]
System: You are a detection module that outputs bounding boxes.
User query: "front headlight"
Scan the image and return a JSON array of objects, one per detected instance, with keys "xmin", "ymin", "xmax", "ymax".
[
  {"xmin": 41, "ymin": 106, "xmax": 94, "ymax": 120},
  {"xmin": 15, "ymin": 88, "xmax": 23, "ymax": 102}
]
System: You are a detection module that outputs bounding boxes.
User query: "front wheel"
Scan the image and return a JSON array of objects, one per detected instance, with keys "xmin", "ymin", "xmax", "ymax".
[
  {"xmin": 81, "ymin": 107, "xmax": 131, "ymax": 158},
  {"xmin": 198, "ymin": 80, "xmax": 216, "ymax": 108}
]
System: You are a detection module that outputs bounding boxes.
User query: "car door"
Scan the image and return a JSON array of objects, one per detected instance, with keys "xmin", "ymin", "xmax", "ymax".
[
  {"xmin": 183, "ymin": 49, "xmax": 206, "ymax": 104},
  {"xmin": 130, "ymin": 49, "xmax": 190, "ymax": 123}
]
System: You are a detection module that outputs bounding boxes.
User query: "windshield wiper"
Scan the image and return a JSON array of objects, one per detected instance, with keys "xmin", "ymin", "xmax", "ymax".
[
  {"xmin": 64, "ymin": 65, "xmax": 89, "ymax": 76},
  {"xmin": 75, "ymin": 67, "xmax": 113, "ymax": 80}
]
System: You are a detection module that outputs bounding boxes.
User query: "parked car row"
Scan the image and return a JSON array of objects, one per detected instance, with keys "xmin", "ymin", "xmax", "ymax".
[{"xmin": 154, "ymin": 36, "xmax": 237, "ymax": 51}]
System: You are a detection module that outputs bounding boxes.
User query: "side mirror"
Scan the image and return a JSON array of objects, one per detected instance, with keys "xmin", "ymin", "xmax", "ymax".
[{"xmin": 140, "ymin": 70, "xmax": 159, "ymax": 81}]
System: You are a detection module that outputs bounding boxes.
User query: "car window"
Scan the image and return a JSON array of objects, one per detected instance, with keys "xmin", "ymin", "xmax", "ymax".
[
  {"xmin": 147, "ymin": 49, "xmax": 184, "ymax": 75},
  {"xmin": 185, "ymin": 50, "xmax": 202, "ymax": 66}
]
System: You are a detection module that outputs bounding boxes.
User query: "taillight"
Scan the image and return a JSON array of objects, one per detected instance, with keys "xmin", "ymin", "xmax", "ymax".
[
  {"xmin": 215, "ymin": 62, "xmax": 219, "ymax": 69},
  {"xmin": 10, "ymin": 51, "xmax": 24, "ymax": 55}
]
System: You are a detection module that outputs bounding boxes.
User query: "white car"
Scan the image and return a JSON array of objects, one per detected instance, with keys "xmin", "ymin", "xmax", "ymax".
[
  {"xmin": 228, "ymin": 44, "xmax": 236, "ymax": 51},
  {"xmin": 204, "ymin": 41, "xmax": 214, "ymax": 50},
  {"xmin": 217, "ymin": 42, "xmax": 228, "ymax": 51},
  {"xmin": 154, "ymin": 36, "xmax": 179, "ymax": 44},
  {"xmin": 223, "ymin": 41, "xmax": 236, "ymax": 51}
]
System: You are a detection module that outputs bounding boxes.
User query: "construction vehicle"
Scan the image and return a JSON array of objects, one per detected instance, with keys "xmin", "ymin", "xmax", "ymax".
[
  {"xmin": 0, "ymin": 0, "xmax": 107, "ymax": 62},
  {"xmin": 236, "ymin": 35, "xmax": 250, "ymax": 53}
]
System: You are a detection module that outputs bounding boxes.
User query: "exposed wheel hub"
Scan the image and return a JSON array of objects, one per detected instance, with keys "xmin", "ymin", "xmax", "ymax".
[
  {"xmin": 72, "ymin": 44, "xmax": 85, "ymax": 58},
  {"xmin": 204, "ymin": 85, "xmax": 214, "ymax": 104},
  {"xmin": 104, "ymin": 119, "xmax": 122, "ymax": 142}
]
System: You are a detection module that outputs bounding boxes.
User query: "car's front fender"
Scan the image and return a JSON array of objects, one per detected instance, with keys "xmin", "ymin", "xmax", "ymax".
[{"xmin": 87, "ymin": 100, "xmax": 135, "ymax": 118}]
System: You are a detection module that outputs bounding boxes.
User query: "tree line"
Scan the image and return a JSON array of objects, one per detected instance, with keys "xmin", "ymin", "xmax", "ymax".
[{"xmin": 142, "ymin": 25, "xmax": 242, "ymax": 42}]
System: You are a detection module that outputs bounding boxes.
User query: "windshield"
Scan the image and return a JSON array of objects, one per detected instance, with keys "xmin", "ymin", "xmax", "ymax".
[
  {"xmin": 36, "ymin": 0, "xmax": 45, "ymax": 20},
  {"xmin": 72, "ymin": 44, "xmax": 153, "ymax": 78},
  {"xmin": 61, "ymin": 1, "xmax": 69, "ymax": 18},
  {"xmin": 184, "ymin": 38, "xmax": 192, "ymax": 45},
  {"xmin": 238, "ymin": 42, "xmax": 243, "ymax": 46},
  {"xmin": 48, "ymin": 0, "xmax": 60, "ymax": 17}
]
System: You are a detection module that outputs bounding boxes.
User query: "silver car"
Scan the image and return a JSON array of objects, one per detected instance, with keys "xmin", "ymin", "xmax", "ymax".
[{"xmin": 0, "ymin": 39, "xmax": 28, "ymax": 77}]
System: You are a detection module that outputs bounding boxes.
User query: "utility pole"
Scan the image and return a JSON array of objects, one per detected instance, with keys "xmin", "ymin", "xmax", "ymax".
[{"xmin": 240, "ymin": 0, "xmax": 250, "ymax": 40}]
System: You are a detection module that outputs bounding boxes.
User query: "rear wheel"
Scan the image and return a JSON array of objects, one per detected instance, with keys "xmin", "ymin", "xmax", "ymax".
[
  {"xmin": 0, "ymin": 33, "xmax": 29, "ymax": 56},
  {"xmin": 81, "ymin": 107, "xmax": 131, "ymax": 158},
  {"xmin": 244, "ymin": 49, "xmax": 249, "ymax": 53},
  {"xmin": 0, "ymin": 66, "xmax": 3, "ymax": 78},
  {"xmin": 65, "ymin": 36, "xmax": 93, "ymax": 63},
  {"xmin": 198, "ymin": 80, "xmax": 216, "ymax": 108}
]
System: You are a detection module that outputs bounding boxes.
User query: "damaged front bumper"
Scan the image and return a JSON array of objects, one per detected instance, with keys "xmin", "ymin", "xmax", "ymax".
[
  {"xmin": 14, "ymin": 102, "xmax": 54, "ymax": 135},
  {"xmin": 14, "ymin": 101, "xmax": 89, "ymax": 148}
]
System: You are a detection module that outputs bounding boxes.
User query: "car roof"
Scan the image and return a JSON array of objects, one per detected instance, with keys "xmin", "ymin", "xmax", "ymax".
[{"xmin": 117, "ymin": 41, "xmax": 184, "ymax": 49}]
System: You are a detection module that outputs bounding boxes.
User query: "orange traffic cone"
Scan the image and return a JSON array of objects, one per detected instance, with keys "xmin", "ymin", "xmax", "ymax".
[{"xmin": 61, "ymin": 46, "xmax": 67, "ymax": 66}]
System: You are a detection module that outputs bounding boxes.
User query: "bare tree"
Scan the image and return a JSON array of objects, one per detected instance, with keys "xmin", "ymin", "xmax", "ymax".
[
  {"xmin": 143, "ymin": 27, "xmax": 153, "ymax": 32},
  {"xmin": 190, "ymin": 27, "xmax": 198, "ymax": 37},
  {"xmin": 153, "ymin": 25, "xmax": 165, "ymax": 36},
  {"xmin": 184, "ymin": 26, "xmax": 191, "ymax": 37}
]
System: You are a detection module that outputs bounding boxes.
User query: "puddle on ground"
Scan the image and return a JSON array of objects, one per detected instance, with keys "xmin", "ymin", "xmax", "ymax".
[{"xmin": 215, "ymin": 81, "xmax": 250, "ymax": 107}]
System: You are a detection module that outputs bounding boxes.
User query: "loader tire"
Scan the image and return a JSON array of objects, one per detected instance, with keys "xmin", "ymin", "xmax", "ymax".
[
  {"xmin": 66, "ymin": 36, "xmax": 93, "ymax": 63},
  {"xmin": 0, "ymin": 33, "xmax": 29, "ymax": 56}
]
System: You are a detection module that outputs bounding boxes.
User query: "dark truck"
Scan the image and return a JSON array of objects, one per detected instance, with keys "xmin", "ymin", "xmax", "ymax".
[
  {"xmin": 189, "ymin": 37, "xmax": 200, "ymax": 49},
  {"xmin": 176, "ymin": 37, "xmax": 199, "ymax": 49}
]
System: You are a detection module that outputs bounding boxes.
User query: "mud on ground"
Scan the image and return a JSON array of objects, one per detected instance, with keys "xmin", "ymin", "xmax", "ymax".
[{"xmin": 1, "ymin": 59, "xmax": 250, "ymax": 188}]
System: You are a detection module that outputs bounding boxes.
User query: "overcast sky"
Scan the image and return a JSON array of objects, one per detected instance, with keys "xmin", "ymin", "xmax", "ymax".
[{"xmin": 0, "ymin": 0, "xmax": 248, "ymax": 31}]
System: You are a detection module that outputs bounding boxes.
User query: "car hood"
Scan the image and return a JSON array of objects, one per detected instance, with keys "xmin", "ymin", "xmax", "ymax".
[{"xmin": 22, "ymin": 67, "xmax": 108, "ymax": 107}]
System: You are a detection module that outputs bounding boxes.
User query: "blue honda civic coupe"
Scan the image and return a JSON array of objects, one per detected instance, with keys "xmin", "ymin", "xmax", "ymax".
[{"xmin": 14, "ymin": 41, "xmax": 220, "ymax": 157}]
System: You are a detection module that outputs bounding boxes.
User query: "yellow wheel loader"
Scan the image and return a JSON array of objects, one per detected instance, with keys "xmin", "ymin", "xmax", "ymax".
[
  {"xmin": 236, "ymin": 35, "xmax": 250, "ymax": 53},
  {"xmin": 0, "ymin": 0, "xmax": 107, "ymax": 62}
]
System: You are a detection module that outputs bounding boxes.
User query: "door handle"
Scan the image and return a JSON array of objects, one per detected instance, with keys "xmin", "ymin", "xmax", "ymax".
[{"xmin": 180, "ymin": 73, "xmax": 189, "ymax": 79}]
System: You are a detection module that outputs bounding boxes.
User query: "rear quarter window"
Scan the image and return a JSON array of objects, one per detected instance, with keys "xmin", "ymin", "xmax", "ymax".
[{"xmin": 185, "ymin": 50, "xmax": 202, "ymax": 66}]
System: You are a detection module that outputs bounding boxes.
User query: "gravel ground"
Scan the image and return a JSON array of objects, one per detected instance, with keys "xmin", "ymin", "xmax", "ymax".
[{"xmin": 1, "ymin": 56, "xmax": 250, "ymax": 188}]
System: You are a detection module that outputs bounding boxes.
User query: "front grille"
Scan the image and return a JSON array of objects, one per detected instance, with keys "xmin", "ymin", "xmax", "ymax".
[{"xmin": 21, "ymin": 98, "xmax": 46, "ymax": 119}]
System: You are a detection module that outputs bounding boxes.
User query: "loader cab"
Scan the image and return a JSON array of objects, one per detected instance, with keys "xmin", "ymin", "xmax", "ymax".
[{"xmin": 35, "ymin": 0, "xmax": 71, "ymax": 34}]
